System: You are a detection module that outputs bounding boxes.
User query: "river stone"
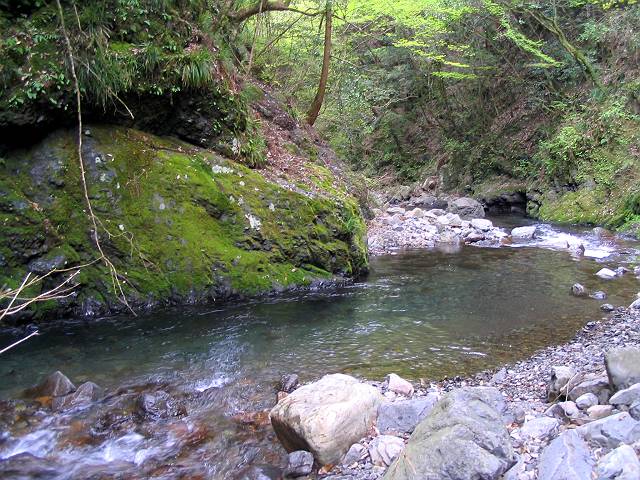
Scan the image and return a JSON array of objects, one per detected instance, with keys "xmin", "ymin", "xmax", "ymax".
[
  {"xmin": 596, "ymin": 444, "xmax": 640, "ymax": 480},
  {"xmin": 382, "ymin": 387, "xmax": 515, "ymax": 480},
  {"xmin": 368, "ymin": 435, "xmax": 404, "ymax": 467},
  {"xmin": 587, "ymin": 404, "xmax": 614, "ymax": 420},
  {"xmin": 279, "ymin": 374, "xmax": 299, "ymax": 393},
  {"xmin": 547, "ymin": 366, "xmax": 576, "ymax": 401},
  {"xmin": 519, "ymin": 417, "xmax": 560, "ymax": 442},
  {"xmin": 575, "ymin": 393, "xmax": 599, "ymax": 410},
  {"xmin": 568, "ymin": 376, "xmax": 610, "ymax": 404},
  {"xmin": 386, "ymin": 206, "xmax": 406, "ymax": 215},
  {"xmin": 447, "ymin": 197, "xmax": 484, "ymax": 219},
  {"xmin": 377, "ymin": 394, "xmax": 439, "ymax": 434},
  {"xmin": 590, "ymin": 290, "xmax": 607, "ymax": 300},
  {"xmin": 269, "ymin": 374, "xmax": 383, "ymax": 465},
  {"xmin": 284, "ymin": 451, "xmax": 314, "ymax": 478},
  {"xmin": 609, "ymin": 383, "xmax": 640, "ymax": 407},
  {"xmin": 601, "ymin": 304, "xmax": 615, "ymax": 312},
  {"xmin": 537, "ymin": 430, "xmax": 595, "ymax": 480},
  {"xmin": 605, "ymin": 347, "xmax": 640, "ymax": 391},
  {"xmin": 571, "ymin": 283, "xmax": 587, "ymax": 297},
  {"xmin": 341, "ymin": 443, "xmax": 367, "ymax": 466},
  {"xmin": 385, "ymin": 373, "xmax": 413, "ymax": 396},
  {"xmin": 577, "ymin": 412, "xmax": 640, "ymax": 448},
  {"xmin": 471, "ymin": 218, "xmax": 493, "ymax": 231},
  {"xmin": 596, "ymin": 268, "xmax": 618, "ymax": 280},
  {"xmin": 26, "ymin": 371, "xmax": 76, "ymax": 399},
  {"xmin": 511, "ymin": 225, "xmax": 537, "ymax": 240},
  {"xmin": 52, "ymin": 381, "xmax": 103, "ymax": 411}
]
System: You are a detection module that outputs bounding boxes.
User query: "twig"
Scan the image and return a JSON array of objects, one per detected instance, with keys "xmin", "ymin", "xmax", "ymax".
[{"xmin": 0, "ymin": 331, "xmax": 40, "ymax": 355}]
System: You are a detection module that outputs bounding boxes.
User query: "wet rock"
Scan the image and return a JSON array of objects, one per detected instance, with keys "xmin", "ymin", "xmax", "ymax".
[
  {"xmin": 382, "ymin": 387, "xmax": 515, "ymax": 480},
  {"xmin": 465, "ymin": 231, "xmax": 485, "ymax": 243},
  {"xmin": 571, "ymin": 284, "xmax": 587, "ymax": 297},
  {"xmin": 609, "ymin": 383, "xmax": 640, "ymax": 407},
  {"xmin": 270, "ymin": 374, "xmax": 383, "ymax": 465},
  {"xmin": 605, "ymin": 347, "xmax": 640, "ymax": 391},
  {"xmin": 136, "ymin": 390, "xmax": 186, "ymax": 419},
  {"xmin": 587, "ymin": 404, "xmax": 614, "ymax": 420},
  {"xmin": 52, "ymin": 381, "xmax": 103, "ymax": 411},
  {"xmin": 279, "ymin": 374, "xmax": 299, "ymax": 393},
  {"xmin": 284, "ymin": 451, "xmax": 314, "ymax": 478},
  {"xmin": 511, "ymin": 226, "xmax": 537, "ymax": 241},
  {"xmin": 590, "ymin": 290, "xmax": 607, "ymax": 300},
  {"xmin": 471, "ymin": 218, "xmax": 493, "ymax": 231},
  {"xmin": 537, "ymin": 430, "xmax": 595, "ymax": 480},
  {"xmin": 568, "ymin": 375, "xmax": 610, "ymax": 404},
  {"xmin": 385, "ymin": 373, "xmax": 413, "ymax": 397},
  {"xmin": 615, "ymin": 266, "xmax": 630, "ymax": 276},
  {"xmin": 25, "ymin": 371, "xmax": 76, "ymax": 399},
  {"xmin": 341, "ymin": 443, "xmax": 367, "ymax": 466},
  {"xmin": 368, "ymin": 435, "xmax": 404, "ymax": 467},
  {"xmin": 575, "ymin": 393, "xmax": 598, "ymax": 410},
  {"xmin": 596, "ymin": 444, "xmax": 640, "ymax": 480},
  {"xmin": 577, "ymin": 412, "xmax": 640, "ymax": 448},
  {"xmin": 519, "ymin": 417, "xmax": 560, "ymax": 442},
  {"xmin": 377, "ymin": 394, "xmax": 439, "ymax": 434},
  {"xmin": 601, "ymin": 304, "xmax": 615, "ymax": 312},
  {"xmin": 234, "ymin": 465, "xmax": 282, "ymax": 480},
  {"xmin": 547, "ymin": 366, "xmax": 576, "ymax": 401},
  {"xmin": 447, "ymin": 197, "xmax": 484, "ymax": 219},
  {"xmin": 596, "ymin": 268, "xmax": 618, "ymax": 280}
]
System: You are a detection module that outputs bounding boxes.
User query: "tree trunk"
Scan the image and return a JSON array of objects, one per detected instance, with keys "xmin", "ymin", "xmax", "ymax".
[{"xmin": 306, "ymin": 2, "xmax": 332, "ymax": 126}]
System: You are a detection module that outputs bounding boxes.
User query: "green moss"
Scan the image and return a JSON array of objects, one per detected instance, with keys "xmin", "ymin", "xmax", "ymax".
[{"xmin": 0, "ymin": 125, "xmax": 368, "ymax": 319}]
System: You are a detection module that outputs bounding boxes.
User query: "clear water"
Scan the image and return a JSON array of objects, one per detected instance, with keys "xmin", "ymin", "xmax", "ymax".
[{"xmin": 1, "ymin": 222, "xmax": 639, "ymax": 479}]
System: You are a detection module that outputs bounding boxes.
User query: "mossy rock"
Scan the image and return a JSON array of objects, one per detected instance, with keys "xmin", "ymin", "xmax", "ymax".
[{"xmin": 0, "ymin": 125, "xmax": 368, "ymax": 321}]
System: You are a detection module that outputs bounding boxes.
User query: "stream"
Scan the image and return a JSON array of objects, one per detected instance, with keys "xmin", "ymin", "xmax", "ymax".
[{"xmin": 1, "ymin": 219, "xmax": 640, "ymax": 479}]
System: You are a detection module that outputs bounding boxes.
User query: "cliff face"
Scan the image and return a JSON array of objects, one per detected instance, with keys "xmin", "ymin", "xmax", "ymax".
[{"xmin": 0, "ymin": 118, "xmax": 367, "ymax": 321}]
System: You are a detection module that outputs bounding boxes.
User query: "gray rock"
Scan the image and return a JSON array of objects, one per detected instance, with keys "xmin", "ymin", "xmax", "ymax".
[
  {"xmin": 545, "ymin": 401, "xmax": 580, "ymax": 420},
  {"xmin": 575, "ymin": 393, "xmax": 599, "ymax": 410},
  {"xmin": 571, "ymin": 283, "xmax": 587, "ymax": 297},
  {"xmin": 568, "ymin": 376, "xmax": 610, "ymax": 404},
  {"xmin": 519, "ymin": 417, "xmax": 560, "ymax": 442},
  {"xmin": 341, "ymin": 443, "xmax": 367, "ymax": 466},
  {"xmin": 280, "ymin": 374, "xmax": 299, "ymax": 393},
  {"xmin": 538, "ymin": 430, "xmax": 595, "ymax": 480},
  {"xmin": 25, "ymin": 371, "xmax": 76, "ymax": 398},
  {"xmin": 382, "ymin": 387, "xmax": 515, "ymax": 480},
  {"xmin": 471, "ymin": 218, "xmax": 493, "ymax": 231},
  {"xmin": 577, "ymin": 412, "xmax": 640, "ymax": 448},
  {"xmin": 601, "ymin": 304, "xmax": 615, "ymax": 312},
  {"xmin": 590, "ymin": 290, "xmax": 607, "ymax": 300},
  {"xmin": 596, "ymin": 268, "xmax": 618, "ymax": 280},
  {"xmin": 606, "ymin": 347, "xmax": 640, "ymax": 391},
  {"xmin": 629, "ymin": 401, "xmax": 640, "ymax": 420},
  {"xmin": 27, "ymin": 255, "xmax": 66, "ymax": 275},
  {"xmin": 270, "ymin": 374, "xmax": 383, "ymax": 465},
  {"xmin": 548, "ymin": 366, "xmax": 576, "ymax": 401},
  {"xmin": 609, "ymin": 383, "xmax": 640, "ymax": 407},
  {"xmin": 284, "ymin": 451, "xmax": 314, "ymax": 478},
  {"xmin": 587, "ymin": 404, "xmax": 614, "ymax": 420},
  {"xmin": 596, "ymin": 444, "xmax": 640, "ymax": 480},
  {"xmin": 52, "ymin": 381, "xmax": 103, "ymax": 411},
  {"xmin": 377, "ymin": 394, "xmax": 439, "ymax": 434},
  {"xmin": 368, "ymin": 435, "xmax": 404, "ymax": 467},
  {"xmin": 447, "ymin": 197, "xmax": 485, "ymax": 219},
  {"xmin": 511, "ymin": 225, "xmax": 537, "ymax": 240}
]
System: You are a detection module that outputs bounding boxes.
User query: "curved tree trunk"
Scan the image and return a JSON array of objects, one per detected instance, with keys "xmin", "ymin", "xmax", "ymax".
[{"xmin": 306, "ymin": 2, "xmax": 332, "ymax": 126}]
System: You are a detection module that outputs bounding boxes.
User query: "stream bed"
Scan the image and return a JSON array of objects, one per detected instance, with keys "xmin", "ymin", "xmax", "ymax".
[{"xmin": 1, "ymin": 221, "xmax": 640, "ymax": 479}]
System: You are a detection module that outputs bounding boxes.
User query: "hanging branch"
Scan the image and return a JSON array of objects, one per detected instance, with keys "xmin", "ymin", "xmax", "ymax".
[
  {"xmin": 55, "ymin": 0, "xmax": 135, "ymax": 315},
  {"xmin": 0, "ymin": 331, "xmax": 40, "ymax": 355}
]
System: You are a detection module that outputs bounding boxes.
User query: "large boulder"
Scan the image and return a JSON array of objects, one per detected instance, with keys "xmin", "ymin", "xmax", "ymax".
[
  {"xmin": 269, "ymin": 374, "xmax": 383, "ymax": 465},
  {"xmin": 382, "ymin": 387, "xmax": 515, "ymax": 480},
  {"xmin": 25, "ymin": 371, "xmax": 76, "ymax": 399},
  {"xmin": 511, "ymin": 225, "xmax": 538, "ymax": 241},
  {"xmin": 597, "ymin": 444, "xmax": 640, "ymax": 480},
  {"xmin": 605, "ymin": 347, "xmax": 640, "ymax": 391},
  {"xmin": 447, "ymin": 197, "xmax": 485, "ymax": 219},
  {"xmin": 576, "ymin": 412, "xmax": 640, "ymax": 448},
  {"xmin": 537, "ymin": 430, "xmax": 594, "ymax": 480}
]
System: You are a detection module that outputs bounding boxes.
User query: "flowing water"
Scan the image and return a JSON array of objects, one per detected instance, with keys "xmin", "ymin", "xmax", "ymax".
[{"xmin": 1, "ymin": 220, "xmax": 640, "ymax": 479}]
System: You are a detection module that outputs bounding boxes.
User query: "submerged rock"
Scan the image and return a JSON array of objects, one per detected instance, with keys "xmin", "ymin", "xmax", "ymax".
[
  {"xmin": 382, "ymin": 387, "xmax": 515, "ymax": 480},
  {"xmin": 52, "ymin": 381, "xmax": 103, "ymax": 411},
  {"xmin": 270, "ymin": 374, "xmax": 383, "ymax": 465}
]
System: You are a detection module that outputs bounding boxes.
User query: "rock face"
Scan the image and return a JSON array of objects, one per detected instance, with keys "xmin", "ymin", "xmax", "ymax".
[
  {"xmin": 382, "ymin": 387, "xmax": 515, "ymax": 480},
  {"xmin": 446, "ymin": 197, "xmax": 485, "ymax": 219},
  {"xmin": 537, "ymin": 430, "xmax": 594, "ymax": 480},
  {"xmin": 605, "ymin": 347, "xmax": 640, "ymax": 391},
  {"xmin": 25, "ymin": 371, "xmax": 76, "ymax": 399},
  {"xmin": 377, "ymin": 395, "xmax": 439, "ymax": 434},
  {"xmin": 270, "ymin": 374, "xmax": 384, "ymax": 465}
]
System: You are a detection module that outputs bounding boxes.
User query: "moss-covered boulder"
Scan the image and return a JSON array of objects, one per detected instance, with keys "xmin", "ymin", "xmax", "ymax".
[{"xmin": 0, "ymin": 125, "xmax": 368, "ymax": 320}]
